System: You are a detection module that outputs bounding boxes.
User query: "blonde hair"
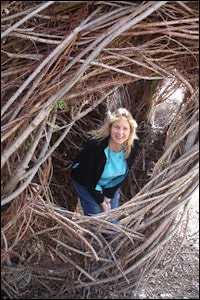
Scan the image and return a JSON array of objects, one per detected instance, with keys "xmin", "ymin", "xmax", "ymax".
[{"xmin": 89, "ymin": 108, "xmax": 138, "ymax": 158}]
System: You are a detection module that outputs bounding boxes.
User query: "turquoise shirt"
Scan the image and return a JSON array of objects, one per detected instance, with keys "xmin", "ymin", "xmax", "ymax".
[{"xmin": 95, "ymin": 147, "xmax": 128, "ymax": 192}]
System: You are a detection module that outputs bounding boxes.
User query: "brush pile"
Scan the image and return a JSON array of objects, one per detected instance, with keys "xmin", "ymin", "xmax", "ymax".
[{"xmin": 1, "ymin": 1, "xmax": 199, "ymax": 299}]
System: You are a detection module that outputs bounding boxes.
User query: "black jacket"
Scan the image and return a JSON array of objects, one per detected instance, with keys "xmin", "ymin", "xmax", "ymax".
[{"xmin": 71, "ymin": 136, "xmax": 139, "ymax": 204}]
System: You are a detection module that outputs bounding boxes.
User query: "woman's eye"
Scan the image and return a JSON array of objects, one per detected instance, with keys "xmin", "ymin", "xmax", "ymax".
[{"xmin": 114, "ymin": 126, "xmax": 128, "ymax": 130}]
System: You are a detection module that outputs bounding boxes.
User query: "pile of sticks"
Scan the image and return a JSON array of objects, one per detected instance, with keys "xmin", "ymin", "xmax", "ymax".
[{"xmin": 1, "ymin": 1, "xmax": 199, "ymax": 298}]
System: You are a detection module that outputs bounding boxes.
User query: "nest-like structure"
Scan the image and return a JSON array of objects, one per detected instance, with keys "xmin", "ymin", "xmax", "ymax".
[{"xmin": 1, "ymin": 1, "xmax": 199, "ymax": 299}]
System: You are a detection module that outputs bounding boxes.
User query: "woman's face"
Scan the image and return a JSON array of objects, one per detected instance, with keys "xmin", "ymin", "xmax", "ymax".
[{"xmin": 110, "ymin": 116, "xmax": 131, "ymax": 146}]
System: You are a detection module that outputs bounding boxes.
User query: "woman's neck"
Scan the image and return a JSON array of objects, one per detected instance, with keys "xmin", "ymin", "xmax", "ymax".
[{"xmin": 109, "ymin": 138, "xmax": 124, "ymax": 152}]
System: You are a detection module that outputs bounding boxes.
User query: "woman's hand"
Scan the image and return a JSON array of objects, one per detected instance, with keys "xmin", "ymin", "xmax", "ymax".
[{"xmin": 101, "ymin": 197, "xmax": 111, "ymax": 212}]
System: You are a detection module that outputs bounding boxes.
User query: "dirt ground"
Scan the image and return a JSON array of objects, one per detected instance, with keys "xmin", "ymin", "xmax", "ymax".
[
  {"xmin": 132, "ymin": 192, "xmax": 199, "ymax": 300},
  {"xmin": 107, "ymin": 190, "xmax": 199, "ymax": 300}
]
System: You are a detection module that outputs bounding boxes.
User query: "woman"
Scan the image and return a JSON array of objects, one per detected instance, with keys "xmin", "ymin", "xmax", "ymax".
[{"xmin": 71, "ymin": 107, "xmax": 139, "ymax": 217}]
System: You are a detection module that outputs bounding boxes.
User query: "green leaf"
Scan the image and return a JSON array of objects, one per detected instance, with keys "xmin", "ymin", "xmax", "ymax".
[{"xmin": 56, "ymin": 99, "xmax": 66, "ymax": 110}]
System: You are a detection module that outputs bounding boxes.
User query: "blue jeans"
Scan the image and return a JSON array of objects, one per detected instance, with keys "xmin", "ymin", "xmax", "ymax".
[{"xmin": 72, "ymin": 180, "xmax": 120, "ymax": 216}]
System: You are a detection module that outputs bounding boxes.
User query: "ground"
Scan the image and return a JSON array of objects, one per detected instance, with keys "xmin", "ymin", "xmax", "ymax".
[
  {"xmin": 107, "ymin": 190, "xmax": 199, "ymax": 300},
  {"xmin": 137, "ymin": 191, "xmax": 199, "ymax": 300}
]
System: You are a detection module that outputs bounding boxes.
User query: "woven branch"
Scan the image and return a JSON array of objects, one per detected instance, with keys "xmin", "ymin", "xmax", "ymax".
[{"xmin": 1, "ymin": 1, "xmax": 199, "ymax": 298}]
